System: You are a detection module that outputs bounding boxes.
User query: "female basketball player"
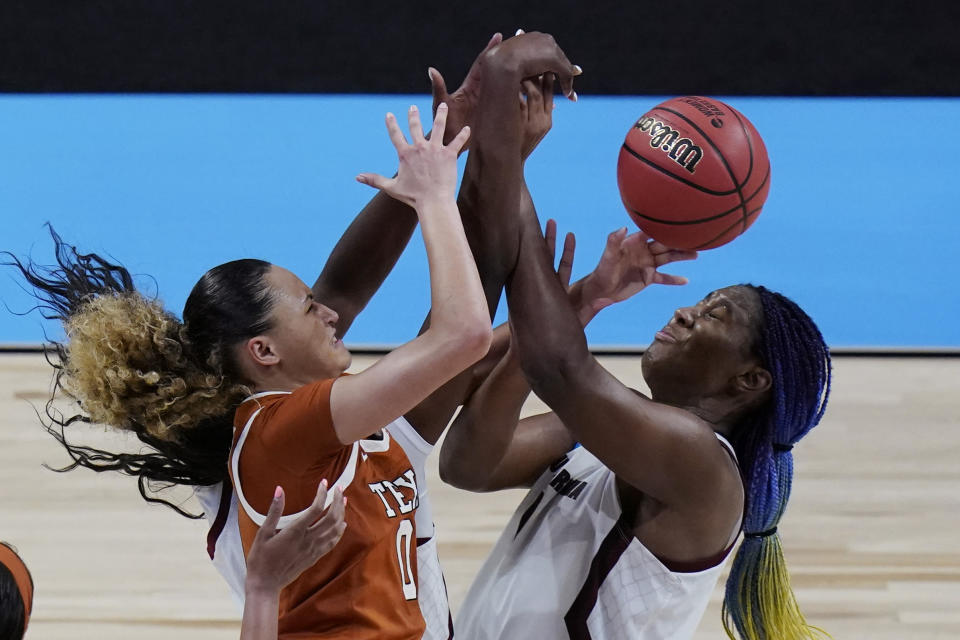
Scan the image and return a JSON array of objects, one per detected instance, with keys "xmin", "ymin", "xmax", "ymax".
[
  {"xmin": 441, "ymin": 122, "xmax": 832, "ymax": 640},
  {"xmin": 0, "ymin": 542, "xmax": 32, "ymax": 640},
  {"xmin": 8, "ymin": 102, "xmax": 483, "ymax": 638},
  {"xmin": 6, "ymin": 32, "xmax": 580, "ymax": 638}
]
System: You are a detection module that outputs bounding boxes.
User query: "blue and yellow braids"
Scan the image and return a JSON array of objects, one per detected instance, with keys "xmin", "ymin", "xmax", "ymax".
[{"xmin": 722, "ymin": 285, "xmax": 832, "ymax": 640}]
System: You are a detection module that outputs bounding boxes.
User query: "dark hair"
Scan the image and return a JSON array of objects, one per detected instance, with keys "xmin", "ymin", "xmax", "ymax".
[
  {"xmin": 3, "ymin": 226, "xmax": 276, "ymax": 518},
  {"xmin": 0, "ymin": 541, "xmax": 33, "ymax": 640},
  {"xmin": 722, "ymin": 285, "xmax": 832, "ymax": 640},
  {"xmin": 0, "ymin": 562, "xmax": 26, "ymax": 640}
]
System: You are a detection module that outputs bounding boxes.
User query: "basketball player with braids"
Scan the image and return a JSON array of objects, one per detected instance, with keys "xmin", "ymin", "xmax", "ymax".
[{"xmin": 442, "ymin": 109, "xmax": 832, "ymax": 640}]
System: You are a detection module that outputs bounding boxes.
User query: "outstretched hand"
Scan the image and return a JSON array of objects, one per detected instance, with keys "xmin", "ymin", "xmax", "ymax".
[
  {"xmin": 581, "ymin": 228, "xmax": 698, "ymax": 316},
  {"xmin": 429, "ymin": 32, "xmax": 502, "ymax": 149},
  {"xmin": 245, "ymin": 482, "xmax": 347, "ymax": 596},
  {"xmin": 357, "ymin": 103, "xmax": 470, "ymax": 207}
]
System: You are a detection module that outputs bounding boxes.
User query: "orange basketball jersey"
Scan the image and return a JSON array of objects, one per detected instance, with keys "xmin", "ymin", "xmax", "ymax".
[{"xmin": 230, "ymin": 377, "xmax": 426, "ymax": 639}]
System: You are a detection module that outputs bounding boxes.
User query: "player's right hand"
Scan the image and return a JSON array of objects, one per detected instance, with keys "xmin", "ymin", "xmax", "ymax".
[
  {"xmin": 356, "ymin": 104, "xmax": 470, "ymax": 209},
  {"xmin": 485, "ymin": 31, "xmax": 581, "ymax": 101}
]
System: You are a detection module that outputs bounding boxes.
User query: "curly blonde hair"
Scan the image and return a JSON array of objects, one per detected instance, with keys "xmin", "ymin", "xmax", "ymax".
[
  {"xmin": 62, "ymin": 293, "xmax": 243, "ymax": 442},
  {"xmin": 6, "ymin": 228, "xmax": 274, "ymax": 517}
]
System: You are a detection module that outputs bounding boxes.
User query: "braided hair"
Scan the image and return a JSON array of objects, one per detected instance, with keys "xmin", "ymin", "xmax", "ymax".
[
  {"xmin": 722, "ymin": 285, "xmax": 832, "ymax": 640},
  {"xmin": 3, "ymin": 226, "xmax": 276, "ymax": 518}
]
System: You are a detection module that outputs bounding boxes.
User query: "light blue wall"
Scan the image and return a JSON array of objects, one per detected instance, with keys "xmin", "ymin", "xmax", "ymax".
[{"xmin": 2, "ymin": 95, "xmax": 957, "ymax": 347}]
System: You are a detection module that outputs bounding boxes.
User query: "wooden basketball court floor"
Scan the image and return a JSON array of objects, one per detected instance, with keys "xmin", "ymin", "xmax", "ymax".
[{"xmin": 1, "ymin": 353, "xmax": 958, "ymax": 639}]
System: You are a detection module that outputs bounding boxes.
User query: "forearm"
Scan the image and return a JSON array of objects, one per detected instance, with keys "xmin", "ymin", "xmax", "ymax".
[
  {"xmin": 312, "ymin": 190, "xmax": 418, "ymax": 338},
  {"xmin": 239, "ymin": 586, "xmax": 280, "ymax": 640},
  {"xmin": 439, "ymin": 346, "xmax": 531, "ymax": 491},
  {"xmin": 506, "ymin": 184, "xmax": 593, "ymax": 396},
  {"xmin": 418, "ymin": 198, "xmax": 490, "ymax": 341},
  {"xmin": 454, "ymin": 63, "xmax": 526, "ymax": 315}
]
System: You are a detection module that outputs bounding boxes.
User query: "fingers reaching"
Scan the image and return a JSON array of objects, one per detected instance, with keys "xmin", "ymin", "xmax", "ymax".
[
  {"xmin": 294, "ymin": 479, "xmax": 330, "ymax": 529},
  {"xmin": 448, "ymin": 124, "xmax": 471, "ymax": 154},
  {"xmin": 428, "ymin": 67, "xmax": 449, "ymax": 108},
  {"xmin": 430, "ymin": 103, "xmax": 448, "ymax": 146},
  {"xmin": 257, "ymin": 485, "xmax": 285, "ymax": 539},
  {"xmin": 407, "ymin": 105, "xmax": 426, "ymax": 143},
  {"xmin": 384, "ymin": 112, "xmax": 409, "ymax": 150},
  {"xmin": 485, "ymin": 32, "xmax": 504, "ymax": 51},
  {"xmin": 523, "ymin": 77, "xmax": 544, "ymax": 111},
  {"xmin": 544, "ymin": 218, "xmax": 558, "ymax": 258},
  {"xmin": 557, "ymin": 231, "xmax": 576, "ymax": 288},
  {"xmin": 653, "ymin": 272, "xmax": 690, "ymax": 286},
  {"xmin": 542, "ymin": 73, "xmax": 555, "ymax": 112}
]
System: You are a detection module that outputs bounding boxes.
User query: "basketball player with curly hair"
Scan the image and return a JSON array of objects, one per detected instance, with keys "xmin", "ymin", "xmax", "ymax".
[{"xmin": 5, "ymin": 32, "xmax": 580, "ymax": 639}]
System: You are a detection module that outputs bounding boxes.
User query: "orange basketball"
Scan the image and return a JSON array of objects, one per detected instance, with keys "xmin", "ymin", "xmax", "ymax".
[{"xmin": 616, "ymin": 96, "xmax": 770, "ymax": 250}]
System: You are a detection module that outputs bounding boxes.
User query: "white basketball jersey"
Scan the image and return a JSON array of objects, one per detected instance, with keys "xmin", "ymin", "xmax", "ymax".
[
  {"xmin": 455, "ymin": 438, "xmax": 738, "ymax": 640},
  {"xmin": 196, "ymin": 415, "xmax": 452, "ymax": 640}
]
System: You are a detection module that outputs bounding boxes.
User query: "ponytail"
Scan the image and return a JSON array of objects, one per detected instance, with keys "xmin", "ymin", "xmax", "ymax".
[
  {"xmin": 3, "ymin": 226, "xmax": 274, "ymax": 517},
  {"xmin": 723, "ymin": 285, "xmax": 831, "ymax": 640}
]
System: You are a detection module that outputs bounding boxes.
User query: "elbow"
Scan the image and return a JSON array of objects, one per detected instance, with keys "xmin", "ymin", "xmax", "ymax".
[
  {"xmin": 438, "ymin": 447, "xmax": 486, "ymax": 493},
  {"xmin": 454, "ymin": 320, "xmax": 494, "ymax": 368}
]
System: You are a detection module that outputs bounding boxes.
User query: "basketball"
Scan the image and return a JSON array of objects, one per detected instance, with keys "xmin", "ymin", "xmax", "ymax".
[{"xmin": 616, "ymin": 96, "xmax": 770, "ymax": 250}]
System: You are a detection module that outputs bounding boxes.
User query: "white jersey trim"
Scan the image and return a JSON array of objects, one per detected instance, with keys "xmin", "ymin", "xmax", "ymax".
[{"xmin": 231, "ymin": 405, "xmax": 360, "ymax": 526}]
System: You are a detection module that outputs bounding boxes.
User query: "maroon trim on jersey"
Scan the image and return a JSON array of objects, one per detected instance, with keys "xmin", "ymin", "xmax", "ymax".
[
  {"xmin": 657, "ymin": 438, "xmax": 742, "ymax": 572},
  {"xmin": 206, "ymin": 481, "xmax": 233, "ymax": 560},
  {"xmin": 514, "ymin": 491, "xmax": 545, "ymax": 539},
  {"xmin": 563, "ymin": 512, "xmax": 633, "ymax": 639},
  {"xmin": 655, "ymin": 541, "xmax": 736, "ymax": 573}
]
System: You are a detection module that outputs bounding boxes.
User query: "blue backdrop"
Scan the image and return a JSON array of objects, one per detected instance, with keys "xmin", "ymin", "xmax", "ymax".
[{"xmin": 1, "ymin": 95, "xmax": 957, "ymax": 348}]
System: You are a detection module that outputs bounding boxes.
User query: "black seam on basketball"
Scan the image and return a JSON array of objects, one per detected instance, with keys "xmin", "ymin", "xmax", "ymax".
[
  {"xmin": 621, "ymin": 143, "xmax": 738, "ymax": 196},
  {"xmin": 628, "ymin": 163, "xmax": 769, "ymax": 226},
  {"xmin": 715, "ymin": 99, "xmax": 755, "ymax": 191},
  {"xmin": 692, "ymin": 205, "xmax": 763, "ymax": 250},
  {"xmin": 654, "ymin": 106, "xmax": 749, "ymax": 233},
  {"xmin": 725, "ymin": 102, "xmax": 758, "ymax": 233}
]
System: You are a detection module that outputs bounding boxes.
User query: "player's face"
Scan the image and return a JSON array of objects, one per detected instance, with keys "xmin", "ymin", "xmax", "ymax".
[
  {"xmin": 262, "ymin": 266, "xmax": 352, "ymax": 380},
  {"xmin": 641, "ymin": 286, "xmax": 762, "ymax": 404}
]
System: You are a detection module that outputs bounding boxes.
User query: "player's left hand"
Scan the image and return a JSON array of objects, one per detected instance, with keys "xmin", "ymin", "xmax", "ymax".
[
  {"xmin": 429, "ymin": 32, "xmax": 503, "ymax": 150},
  {"xmin": 520, "ymin": 73, "xmax": 554, "ymax": 161},
  {"xmin": 244, "ymin": 482, "xmax": 347, "ymax": 596},
  {"xmin": 581, "ymin": 228, "xmax": 698, "ymax": 315}
]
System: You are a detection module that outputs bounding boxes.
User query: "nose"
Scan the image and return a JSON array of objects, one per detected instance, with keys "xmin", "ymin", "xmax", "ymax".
[
  {"xmin": 672, "ymin": 306, "xmax": 695, "ymax": 327},
  {"xmin": 320, "ymin": 304, "xmax": 339, "ymax": 326}
]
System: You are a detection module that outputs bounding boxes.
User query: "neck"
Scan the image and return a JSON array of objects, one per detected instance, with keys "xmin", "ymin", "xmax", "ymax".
[
  {"xmin": 652, "ymin": 392, "xmax": 739, "ymax": 438},
  {"xmin": 249, "ymin": 370, "xmax": 320, "ymax": 394}
]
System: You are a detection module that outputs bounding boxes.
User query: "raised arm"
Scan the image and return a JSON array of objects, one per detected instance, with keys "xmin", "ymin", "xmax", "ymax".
[
  {"xmin": 440, "ymin": 209, "xmax": 698, "ymax": 491},
  {"xmin": 313, "ymin": 34, "xmax": 505, "ymax": 338},
  {"xmin": 406, "ymin": 38, "xmax": 581, "ymax": 444},
  {"xmin": 327, "ymin": 105, "xmax": 491, "ymax": 444},
  {"xmin": 506, "ymin": 184, "xmax": 733, "ymax": 509},
  {"xmin": 311, "ymin": 191, "xmax": 417, "ymax": 339}
]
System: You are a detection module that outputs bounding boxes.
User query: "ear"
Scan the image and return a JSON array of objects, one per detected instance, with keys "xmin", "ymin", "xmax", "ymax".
[
  {"xmin": 735, "ymin": 365, "xmax": 771, "ymax": 394},
  {"xmin": 244, "ymin": 335, "xmax": 280, "ymax": 368}
]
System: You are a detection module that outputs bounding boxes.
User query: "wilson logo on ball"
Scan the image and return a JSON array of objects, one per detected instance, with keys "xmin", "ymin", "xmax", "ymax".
[
  {"xmin": 633, "ymin": 117, "xmax": 703, "ymax": 173},
  {"xmin": 617, "ymin": 96, "xmax": 771, "ymax": 250}
]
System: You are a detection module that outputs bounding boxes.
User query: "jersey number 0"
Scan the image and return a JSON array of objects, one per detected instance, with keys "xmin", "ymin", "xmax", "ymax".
[{"xmin": 396, "ymin": 518, "xmax": 416, "ymax": 600}]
